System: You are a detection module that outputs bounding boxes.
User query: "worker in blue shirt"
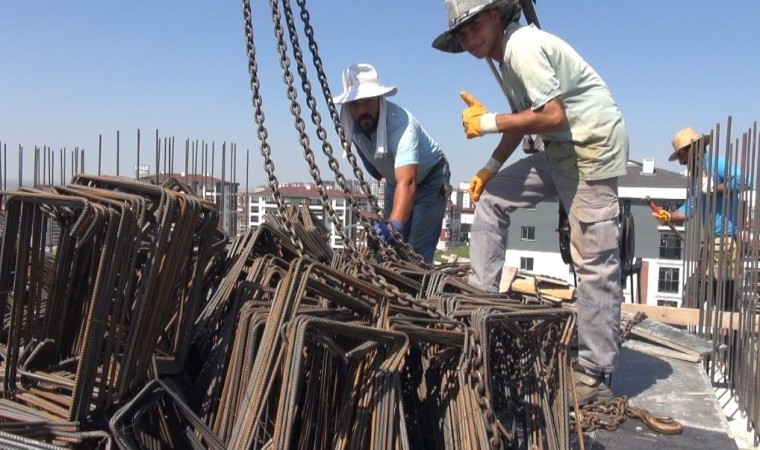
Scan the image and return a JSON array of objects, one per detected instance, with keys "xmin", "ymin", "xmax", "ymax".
[
  {"xmin": 333, "ymin": 63, "xmax": 451, "ymax": 263},
  {"xmin": 653, "ymin": 127, "xmax": 753, "ymax": 309}
]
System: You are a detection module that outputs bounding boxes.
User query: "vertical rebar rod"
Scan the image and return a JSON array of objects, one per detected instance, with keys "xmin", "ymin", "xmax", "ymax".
[
  {"xmin": 136, "ymin": 129, "xmax": 141, "ymax": 179},
  {"xmin": 98, "ymin": 135, "xmax": 102, "ymax": 176},
  {"xmin": 41, "ymin": 145, "xmax": 45, "ymax": 186},
  {"xmin": 171, "ymin": 136, "xmax": 175, "ymax": 175},
  {"xmin": 193, "ymin": 140, "xmax": 198, "ymax": 184},
  {"xmin": 155, "ymin": 129, "xmax": 160, "ymax": 184},
  {"xmin": 203, "ymin": 142, "xmax": 208, "ymax": 196},
  {"xmin": 48, "ymin": 147, "xmax": 52, "ymax": 187},
  {"xmin": 221, "ymin": 141, "xmax": 226, "ymax": 222},
  {"xmin": 17, "ymin": 145, "xmax": 22, "ymax": 188},
  {"xmin": 34, "ymin": 146, "xmax": 39, "ymax": 187},
  {"xmin": 116, "ymin": 130, "xmax": 120, "ymax": 177}
]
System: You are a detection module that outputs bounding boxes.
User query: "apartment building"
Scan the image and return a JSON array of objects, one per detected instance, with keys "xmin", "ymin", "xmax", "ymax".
[
  {"xmin": 497, "ymin": 159, "xmax": 687, "ymax": 305},
  {"xmin": 239, "ymin": 183, "xmax": 371, "ymax": 249}
]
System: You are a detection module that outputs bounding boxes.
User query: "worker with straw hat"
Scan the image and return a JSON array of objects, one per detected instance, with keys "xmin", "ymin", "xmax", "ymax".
[
  {"xmin": 653, "ymin": 127, "xmax": 751, "ymax": 310},
  {"xmin": 654, "ymin": 126, "xmax": 752, "ymax": 384}
]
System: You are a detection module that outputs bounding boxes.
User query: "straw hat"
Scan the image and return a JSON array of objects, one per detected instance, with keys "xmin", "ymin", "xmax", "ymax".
[
  {"xmin": 668, "ymin": 127, "xmax": 711, "ymax": 161},
  {"xmin": 432, "ymin": 0, "xmax": 522, "ymax": 53},
  {"xmin": 332, "ymin": 63, "xmax": 397, "ymax": 104}
]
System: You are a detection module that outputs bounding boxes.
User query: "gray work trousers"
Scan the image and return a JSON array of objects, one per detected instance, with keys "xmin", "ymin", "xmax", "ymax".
[{"xmin": 469, "ymin": 152, "xmax": 622, "ymax": 375}]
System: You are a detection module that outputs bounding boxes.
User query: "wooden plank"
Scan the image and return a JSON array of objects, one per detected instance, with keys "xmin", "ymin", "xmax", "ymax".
[
  {"xmin": 622, "ymin": 339, "xmax": 702, "ymax": 363},
  {"xmin": 499, "ymin": 266, "xmax": 518, "ymax": 293},
  {"xmin": 622, "ymin": 303, "xmax": 756, "ymax": 332},
  {"xmin": 509, "ymin": 272, "xmax": 575, "ymax": 301},
  {"xmin": 628, "ymin": 317, "xmax": 713, "ymax": 358}
]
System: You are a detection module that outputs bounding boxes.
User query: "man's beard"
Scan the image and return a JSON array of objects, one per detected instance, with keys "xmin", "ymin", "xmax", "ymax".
[{"xmin": 357, "ymin": 113, "xmax": 378, "ymax": 136}]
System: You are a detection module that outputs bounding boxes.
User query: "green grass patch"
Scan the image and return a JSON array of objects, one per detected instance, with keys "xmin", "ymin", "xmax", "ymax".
[{"xmin": 434, "ymin": 244, "xmax": 470, "ymax": 263}]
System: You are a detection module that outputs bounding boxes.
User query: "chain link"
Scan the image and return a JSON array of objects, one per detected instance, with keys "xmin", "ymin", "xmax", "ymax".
[
  {"xmin": 242, "ymin": 0, "xmax": 304, "ymax": 257},
  {"xmin": 621, "ymin": 311, "xmax": 646, "ymax": 342},
  {"xmin": 470, "ymin": 329, "xmax": 513, "ymax": 449},
  {"xmin": 277, "ymin": 0, "xmax": 357, "ymax": 254}
]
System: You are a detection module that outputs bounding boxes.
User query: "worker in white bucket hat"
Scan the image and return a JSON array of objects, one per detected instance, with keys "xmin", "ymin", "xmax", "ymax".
[
  {"xmin": 433, "ymin": 0, "xmax": 630, "ymax": 405},
  {"xmin": 333, "ymin": 63, "xmax": 451, "ymax": 264}
]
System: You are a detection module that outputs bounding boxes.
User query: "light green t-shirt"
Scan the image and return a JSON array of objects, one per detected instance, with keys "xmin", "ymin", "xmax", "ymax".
[{"xmin": 500, "ymin": 23, "xmax": 629, "ymax": 180}]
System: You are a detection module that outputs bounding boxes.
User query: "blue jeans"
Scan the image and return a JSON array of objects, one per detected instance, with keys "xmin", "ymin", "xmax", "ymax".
[{"xmin": 384, "ymin": 162, "xmax": 450, "ymax": 263}]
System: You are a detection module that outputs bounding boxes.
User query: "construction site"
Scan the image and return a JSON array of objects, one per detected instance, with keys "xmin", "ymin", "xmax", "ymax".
[{"xmin": 0, "ymin": 1, "xmax": 759, "ymax": 449}]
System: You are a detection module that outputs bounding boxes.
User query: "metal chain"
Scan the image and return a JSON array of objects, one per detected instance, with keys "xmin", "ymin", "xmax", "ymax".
[
  {"xmin": 240, "ymin": 0, "xmax": 443, "ymax": 321},
  {"xmin": 242, "ymin": 0, "xmax": 304, "ymax": 257},
  {"xmin": 569, "ymin": 312, "xmax": 684, "ymax": 435},
  {"xmin": 292, "ymin": 0, "xmax": 428, "ymax": 267},
  {"xmin": 277, "ymin": 0, "xmax": 355, "ymax": 253},
  {"xmin": 269, "ymin": 0, "xmax": 443, "ymax": 318},
  {"xmin": 470, "ymin": 328, "xmax": 513, "ymax": 449},
  {"xmin": 571, "ymin": 396, "xmax": 628, "ymax": 432},
  {"xmin": 295, "ymin": 0, "xmax": 382, "ymax": 219},
  {"xmin": 621, "ymin": 312, "xmax": 646, "ymax": 342},
  {"xmin": 570, "ymin": 395, "xmax": 683, "ymax": 435}
]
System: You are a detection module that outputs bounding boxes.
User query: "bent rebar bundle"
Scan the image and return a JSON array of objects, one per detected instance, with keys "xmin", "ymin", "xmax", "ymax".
[
  {"xmin": 0, "ymin": 1, "xmax": 603, "ymax": 449},
  {"xmin": 0, "ymin": 177, "xmax": 575, "ymax": 449}
]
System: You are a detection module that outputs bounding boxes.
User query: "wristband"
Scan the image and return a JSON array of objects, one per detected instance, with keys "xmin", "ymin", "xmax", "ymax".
[
  {"xmin": 480, "ymin": 113, "xmax": 498, "ymax": 134},
  {"xmin": 483, "ymin": 156, "xmax": 503, "ymax": 173}
]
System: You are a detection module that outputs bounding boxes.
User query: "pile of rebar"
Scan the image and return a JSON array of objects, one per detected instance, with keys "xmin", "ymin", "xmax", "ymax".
[{"xmin": 0, "ymin": 176, "xmax": 577, "ymax": 449}]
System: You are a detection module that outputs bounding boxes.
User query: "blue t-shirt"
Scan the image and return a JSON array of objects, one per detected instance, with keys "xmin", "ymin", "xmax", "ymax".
[
  {"xmin": 351, "ymin": 101, "xmax": 443, "ymax": 184},
  {"xmin": 678, "ymin": 156, "xmax": 752, "ymax": 236}
]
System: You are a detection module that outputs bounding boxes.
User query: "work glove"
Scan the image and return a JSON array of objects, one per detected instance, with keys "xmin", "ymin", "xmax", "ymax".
[
  {"xmin": 652, "ymin": 209, "xmax": 671, "ymax": 224},
  {"xmin": 469, "ymin": 169, "xmax": 495, "ymax": 203},
  {"xmin": 700, "ymin": 176, "xmax": 711, "ymax": 194},
  {"xmin": 460, "ymin": 91, "xmax": 498, "ymax": 139},
  {"xmin": 469, "ymin": 157, "xmax": 503, "ymax": 203},
  {"xmin": 373, "ymin": 219, "xmax": 404, "ymax": 243}
]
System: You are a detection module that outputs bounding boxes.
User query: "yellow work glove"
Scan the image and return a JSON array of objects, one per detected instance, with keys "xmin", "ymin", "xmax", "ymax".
[
  {"xmin": 469, "ymin": 157, "xmax": 503, "ymax": 202},
  {"xmin": 652, "ymin": 209, "xmax": 671, "ymax": 224},
  {"xmin": 460, "ymin": 91, "xmax": 498, "ymax": 139}
]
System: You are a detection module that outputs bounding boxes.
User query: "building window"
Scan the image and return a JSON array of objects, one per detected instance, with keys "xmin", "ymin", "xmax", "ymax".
[
  {"xmin": 521, "ymin": 226, "xmax": 535, "ymax": 241},
  {"xmin": 520, "ymin": 257, "xmax": 534, "ymax": 271},
  {"xmin": 657, "ymin": 267, "xmax": 680, "ymax": 293},
  {"xmin": 657, "ymin": 299, "xmax": 678, "ymax": 308},
  {"xmin": 659, "ymin": 232, "xmax": 682, "ymax": 259}
]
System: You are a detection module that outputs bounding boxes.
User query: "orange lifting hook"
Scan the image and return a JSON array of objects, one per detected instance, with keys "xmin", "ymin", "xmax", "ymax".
[{"xmin": 626, "ymin": 405, "xmax": 684, "ymax": 435}]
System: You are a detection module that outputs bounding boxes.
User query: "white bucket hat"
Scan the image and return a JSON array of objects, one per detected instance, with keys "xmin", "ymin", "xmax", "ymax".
[
  {"xmin": 332, "ymin": 63, "xmax": 397, "ymax": 104},
  {"xmin": 432, "ymin": 0, "xmax": 522, "ymax": 53},
  {"xmin": 669, "ymin": 127, "xmax": 711, "ymax": 161}
]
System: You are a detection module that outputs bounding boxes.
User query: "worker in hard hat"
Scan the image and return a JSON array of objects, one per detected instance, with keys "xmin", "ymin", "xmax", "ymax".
[{"xmin": 433, "ymin": 0, "xmax": 629, "ymax": 405}]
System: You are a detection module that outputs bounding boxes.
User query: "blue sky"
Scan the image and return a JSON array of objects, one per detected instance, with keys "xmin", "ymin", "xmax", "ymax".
[{"xmin": 1, "ymin": 1, "xmax": 758, "ymax": 187}]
